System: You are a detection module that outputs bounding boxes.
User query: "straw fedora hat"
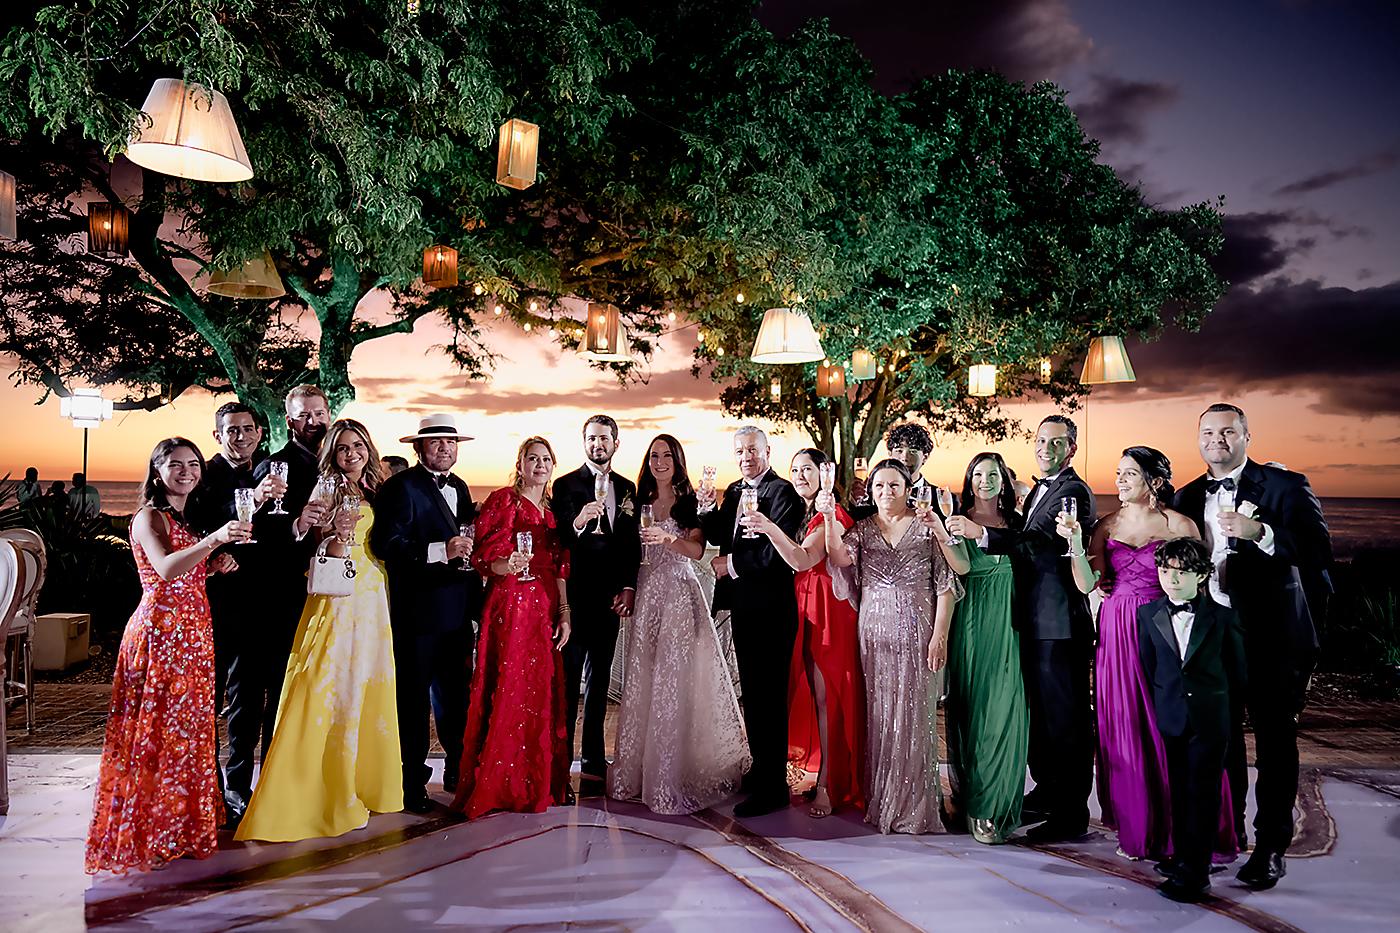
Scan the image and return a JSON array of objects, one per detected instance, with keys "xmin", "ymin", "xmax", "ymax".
[{"xmin": 398, "ymin": 413, "xmax": 474, "ymax": 443}]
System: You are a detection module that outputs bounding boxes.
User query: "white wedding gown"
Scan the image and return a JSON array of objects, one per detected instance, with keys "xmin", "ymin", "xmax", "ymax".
[{"xmin": 608, "ymin": 518, "xmax": 751, "ymax": 814}]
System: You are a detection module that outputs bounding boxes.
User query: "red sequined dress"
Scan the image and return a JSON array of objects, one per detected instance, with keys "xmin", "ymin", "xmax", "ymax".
[
  {"xmin": 453, "ymin": 488, "xmax": 570, "ymax": 819},
  {"xmin": 86, "ymin": 512, "xmax": 222, "ymax": 873}
]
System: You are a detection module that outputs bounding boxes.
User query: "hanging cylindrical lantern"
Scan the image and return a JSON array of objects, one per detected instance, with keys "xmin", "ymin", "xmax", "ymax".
[
  {"xmin": 207, "ymin": 249, "xmax": 286, "ymax": 299},
  {"xmin": 581, "ymin": 302, "xmax": 632, "ymax": 362},
  {"xmin": 770, "ymin": 376, "xmax": 781, "ymax": 400},
  {"xmin": 0, "ymin": 170, "xmax": 15, "ymax": 240},
  {"xmin": 750, "ymin": 307, "xmax": 825, "ymax": 363},
  {"xmin": 496, "ymin": 118, "xmax": 540, "ymax": 190},
  {"xmin": 1040, "ymin": 357, "xmax": 1052, "ymax": 384},
  {"xmin": 87, "ymin": 202, "xmax": 131, "ymax": 258},
  {"xmin": 423, "ymin": 244, "xmax": 458, "ymax": 288},
  {"xmin": 816, "ymin": 361, "xmax": 847, "ymax": 397},
  {"xmin": 1080, "ymin": 336, "xmax": 1137, "ymax": 384},
  {"xmin": 968, "ymin": 363, "xmax": 998, "ymax": 397},
  {"xmin": 851, "ymin": 347, "xmax": 877, "ymax": 381},
  {"xmin": 125, "ymin": 79, "xmax": 254, "ymax": 183}
]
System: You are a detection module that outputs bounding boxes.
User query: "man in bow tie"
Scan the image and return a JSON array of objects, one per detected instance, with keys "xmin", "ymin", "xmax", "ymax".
[
  {"xmin": 370, "ymin": 413, "xmax": 483, "ymax": 812},
  {"xmin": 1174, "ymin": 403, "xmax": 1331, "ymax": 890}
]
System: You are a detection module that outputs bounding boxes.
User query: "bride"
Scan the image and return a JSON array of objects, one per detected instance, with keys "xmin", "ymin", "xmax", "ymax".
[{"xmin": 608, "ymin": 434, "xmax": 750, "ymax": 814}]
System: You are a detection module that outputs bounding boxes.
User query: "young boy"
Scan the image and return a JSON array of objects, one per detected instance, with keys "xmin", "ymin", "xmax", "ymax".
[{"xmin": 1137, "ymin": 537, "xmax": 1247, "ymax": 902}]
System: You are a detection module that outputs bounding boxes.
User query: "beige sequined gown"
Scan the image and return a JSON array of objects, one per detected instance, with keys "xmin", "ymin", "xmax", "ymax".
[{"xmin": 836, "ymin": 517, "xmax": 960, "ymax": 834}]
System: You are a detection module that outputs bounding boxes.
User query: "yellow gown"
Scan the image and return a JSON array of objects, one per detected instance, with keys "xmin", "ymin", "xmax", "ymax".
[{"xmin": 235, "ymin": 505, "xmax": 403, "ymax": 841}]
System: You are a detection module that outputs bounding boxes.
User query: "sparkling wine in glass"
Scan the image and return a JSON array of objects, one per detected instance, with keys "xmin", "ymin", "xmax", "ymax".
[
  {"xmin": 267, "ymin": 460, "xmax": 290, "ymax": 515},
  {"xmin": 914, "ymin": 485, "xmax": 934, "ymax": 517},
  {"xmin": 1218, "ymin": 486, "xmax": 1237, "ymax": 553},
  {"xmin": 592, "ymin": 472, "xmax": 609, "ymax": 535},
  {"xmin": 456, "ymin": 523, "xmax": 474, "ymax": 572},
  {"xmin": 340, "ymin": 493, "xmax": 361, "ymax": 546},
  {"xmin": 233, "ymin": 487, "xmax": 258, "ymax": 544},
  {"xmin": 639, "ymin": 504, "xmax": 654, "ymax": 566},
  {"xmin": 516, "ymin": 531, "xmax": 535, "ymax": 582},
  {"xmin": 313, "ymin": 476, "xmax": 340, "ymax": 529},
  {"xmin": 1061, "ymin": 496, "xmax": 1079, "ymax": 556},
  {"xmin": 819, "ymin": 461, "xmax": 836, "ymax": 493},
  {"xmin": 937, "ymin": 487, "xmax": 960, "ymax": 545},
  {"xmin": 740, "ymin": 487, "xmax": 761, "ymax": 539}
]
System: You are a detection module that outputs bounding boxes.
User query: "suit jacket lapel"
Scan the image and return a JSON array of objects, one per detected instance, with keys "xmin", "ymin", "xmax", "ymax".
[
  {"xmin": 1238, "ymin": 460, "xmax": 1268, "ymax": 512},
  {"xmin": 1151, "ymin": 604, "xmax": 1179, "ymax": 661},
  {"xmin": 413, "ymin": 465, "xmax": 459, "ymax": 532},
  {"xmin": 1026, "ymin": 472, "xmax": 1067, "ymax": 522},
  {"xmin": 1182, "ymin": 598, "xmax": 1216, "ymax": 667},
  {"xmin": 1179, "ymin": 477, "xmax": 1208, "ymax": 525}
]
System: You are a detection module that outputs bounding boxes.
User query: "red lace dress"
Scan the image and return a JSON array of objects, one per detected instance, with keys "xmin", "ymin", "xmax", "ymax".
[
  {"xmin": 453, "ymin": 488, "xmax": 571, "ymax": 819},
  {"xmin": 86, "ymin": 512, "xmax": 222, "ymax": 873},
  {"xmin": 787, "ymin": 507, "xmax": 866, "ymax": 810}
]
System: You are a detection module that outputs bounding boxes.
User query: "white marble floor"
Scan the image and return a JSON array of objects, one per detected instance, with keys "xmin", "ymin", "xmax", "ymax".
[{"xmin": 2, "ymin": 755, "xmax": 1397, "ymax": 932}]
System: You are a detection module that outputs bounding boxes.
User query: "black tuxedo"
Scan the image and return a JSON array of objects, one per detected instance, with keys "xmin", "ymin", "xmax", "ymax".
[
  {"xmin": 551, "ymin": 464, "xmax": 642, "ymax": 778},
  {"xmin": 699, "ymin": 469, "xmax": 806, "ymax": 796},
  {"xmin": 1138, "ymin": 594, "xmax": 1247, "ymax": 884},
  {"xmin": 1175, "ymin": 459, "xmax": 1331, "ymax": 852},
  {"xmin": 370, "ymin": 464, "xmax": 484, "ymax": 791},
  {"xmin": 984, "ymin": 465, "xmax": 1097, "ymax": 831}
]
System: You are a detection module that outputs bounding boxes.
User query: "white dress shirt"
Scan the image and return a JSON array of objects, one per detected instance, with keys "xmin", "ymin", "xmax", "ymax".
[
  {"xmin": 976, "ymin": 470, "xmax": 1063, "ymax": 549},
  {"xmin": 728, "ymin": 470, "xmax": 769, "ymax": 579},
  {"xmin": 1201, "ymin": 463, "xmax": 1275, "ymax": 607},
  {"xmin": 426, "ymin": 471, "xmax": 461, "ymax": 564},
  {"xmin": 1169, "ymin": 602, "xmax": 1195, "ymax": 662},
  {"xmin": 583, "ymin": 461, "xmax": 618, "ymax": 528}
]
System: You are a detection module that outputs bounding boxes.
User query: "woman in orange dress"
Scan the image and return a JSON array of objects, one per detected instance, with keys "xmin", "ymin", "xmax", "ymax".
[
  {"xmin": 745, "ymin": 448, "xmax": 865, "ymax": 818},
  {"xmin": 86, "ymin": 438, "xmax": 250, "ymax": 873},
  {"xmin": 452, "ymin": 436, "xmax": 572, "ymax": 819}
]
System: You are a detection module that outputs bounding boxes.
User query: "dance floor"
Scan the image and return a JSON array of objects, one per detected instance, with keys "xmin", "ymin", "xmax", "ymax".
[{"xmin": 2, "ymin": 755, "xmax": 1397, "ymax": 932}]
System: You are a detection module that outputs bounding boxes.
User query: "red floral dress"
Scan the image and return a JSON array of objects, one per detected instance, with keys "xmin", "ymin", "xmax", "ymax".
[
  {"xmin": 787, "ymin": 507, "xmax": 867, "ymax": 810},
  {"xmin": 453, "ymin": 488, "xmax": 570, "ymax": 819},
  {"xmin": 86, "ymin": 512, "xmax": 222, "ymax": 873}
]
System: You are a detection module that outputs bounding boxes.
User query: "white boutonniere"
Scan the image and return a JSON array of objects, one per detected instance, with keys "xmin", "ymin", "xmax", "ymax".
[
  {"xmin": 619, "ymin": 496, "xmax": 635, "ymax": 518},
  {"xmin": 1237, "ymin": 501, "xmax": 1258, "ymax": 519}
]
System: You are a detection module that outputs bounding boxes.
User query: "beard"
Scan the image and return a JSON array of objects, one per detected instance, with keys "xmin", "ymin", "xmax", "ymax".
[{"xmin": 297, "ymin": 422, "xmax": 329, "ymax": 449}]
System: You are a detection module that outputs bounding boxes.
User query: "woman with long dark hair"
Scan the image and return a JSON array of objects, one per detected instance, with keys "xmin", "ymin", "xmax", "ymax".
[
  {"xmin": 940, "ymin": 452, "xmax": 1028, "ymax": 844},
  {"xmin": 743, "ymin": 447, "xmax": 864, "ymax": 818},
  {"xmin": 237, "ymin": 419, "xmax": 403, "ymax": 841},
  {"xmin": 87, "ymin": 439, "xmax": 249, "ymax": 873},
  {"xmin": 609, "ymin": 434, "xmax": 749, "ymax": 813}
]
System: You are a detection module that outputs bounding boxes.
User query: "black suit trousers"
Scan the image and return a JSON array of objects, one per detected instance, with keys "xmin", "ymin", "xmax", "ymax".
[
  {"xmin": 224, "ymin": 574, "xmax": 302, "ymax": 796},
  {"xmin": 1165, "ymin": 728, "xmax": 1228, "ymax": 884},
  {"xmin": 563, "ymin": 594, "xmax": 620, "ymax": 777},
  {"xmin": 1021, "ymin": 635, "xmax": 1093, "ymax": 829},
  {"xmin": 394, "ymin": 622, "xmax": 473, "ymax": 791},
  {"xmin": 1227, "ymin": 640, "xmax": 1312, "ymax": 852},
  {"xmin": 731, "ymin": 585, "xmax": 799, "ymax": 795}
]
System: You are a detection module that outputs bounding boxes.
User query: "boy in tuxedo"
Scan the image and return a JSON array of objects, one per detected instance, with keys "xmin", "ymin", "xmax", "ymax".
[{"xmin": 1137, "ymin": 537, "xmax": 1246, "ymax": 903}]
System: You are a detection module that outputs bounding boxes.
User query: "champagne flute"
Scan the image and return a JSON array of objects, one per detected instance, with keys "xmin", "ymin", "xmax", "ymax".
[
  {"xmin": 854, "ymin": 457, "xmax": 869, "ymax": 503},
  {"xmin": 639, "ymin": 504, "xmax": 654, "ymax": 566},
  {"xmin": 592, "ymin": 472, "xmax": 609, "ymax": 535},
  {"xmin": 457, "ymin": 523, "xmax": 474, "ymax": 572},
  {"xmin": 914, "ymin": 485, "xmax": 934, "ymax": 517},
  {"xmin": 1060, "ymin": 496, "xmax": 1079, "ymax": 556},
  {"xmin": 516, "ymin": 531, "xmax": 536, "ymax": 582},
  {"xmin": 233, "ymin": 488, "xmax": 258, "ymax": 544},
  {"xmin": 339, "ymin": 492, "xmax": 361, "ymax": 546},
  {"xmin": 267, "ymin": 460, "xmax": 290, "ymax": 515},
  {"xmin": 936, "ymin": 486, "xmax": 959, "ymax": 545},
  {"xmin": 313, "ymin": 476, "xmax": 340, "ymax": 529},
  {"xmin": 740, "ymin": 487, "xmax": 761, "ymax": 539},
  {"xmin": 819, "ymin": 461, "xmax": 836, "ymax": 493},
  {"xmin": 1218, "ymin": 486, "xmax": 1237, "ymax": 553}
]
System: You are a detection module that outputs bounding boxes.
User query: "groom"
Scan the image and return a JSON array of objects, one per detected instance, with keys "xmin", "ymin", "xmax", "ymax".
[
  {"xmin": 552, "ymin": 414, "xmax": 640, "ymax": 797},
  {"xmin": 371, "ymin": 413, "xmax": 483, "ymax": 812},
  {"xmin": 1175, "ymin": 402, "xmax": 1331, "ymax": 890},
  {"xmin": 699, "ymin": 426, "xmax": 805, "ymax": 816}
]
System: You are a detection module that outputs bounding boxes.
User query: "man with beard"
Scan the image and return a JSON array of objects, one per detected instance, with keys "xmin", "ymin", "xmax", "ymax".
[
  {"xmin": 551, "ymin": 415, "xmax": 640, "ymax": 797},
  {"xmin": 371, "ymin": 414, "xmax": 482, "ymax": 812},
  {"xmin": 228, "ymin": 385, "xmax": 331, "ymax": 815}
]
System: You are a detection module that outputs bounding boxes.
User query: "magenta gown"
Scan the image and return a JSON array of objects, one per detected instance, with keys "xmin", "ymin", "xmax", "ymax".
[{"xmin": 1096, "ymin": 539, "xmax": 1237, "ymax": 862}]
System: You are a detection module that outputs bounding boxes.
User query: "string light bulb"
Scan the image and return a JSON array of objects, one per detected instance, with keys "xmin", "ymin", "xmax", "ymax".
[
  {"xmin": 493, "ymin": 305, "xmax": 503, "ymax": 316},
  {"xmin": 523, "ymin": 322, "xmax": 532, "ymax": 332},
  {"xmin": 735, "ymin": 292, "xmax": 745, "ymax": 304},
  {"xmin": 667, "ymin": 311, "xmax": 676, "ymax": 322},
  {"xmin": 529, "ymin": 300, "xmax": 539, "ymax": 312},
  {"xmin": 473, "ymin": 283, "xmax": 485, "ymax": 296}
]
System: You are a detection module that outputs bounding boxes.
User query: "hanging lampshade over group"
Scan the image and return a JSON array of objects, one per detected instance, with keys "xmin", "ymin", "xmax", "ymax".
[
  {"xmin": 495, "ymin": 118, "xmax": 539, "ymax": 190},
  {"xmin": 423, "ymin": 244, "xmax": 459, "ymax": 288},
  {"xmin": 1080, "ymin": 336, "xmax": 1137, "ymax": 384},
  {"xmin": 968, "ymin": 363, "xmax": 998, "ymax": 397},
  {"xmin": 0, "ymin": 169, "xmax": 15, "ymax": 240},
  {"xmin": 770, "ymin": 376, "xmax": 782, "ymax": 400},
  {"xmin": 851, "ymin": 347, "xmax": 877, "ymax": 381},
  {"xmin": 207, "ymin": 250, "xmax": 286, "ymax": 299},
  {"xmin": 125, "ymin": 79, "xmax": 254, "ymax": 183},
  {"xmin": 749, "ymin": 307, "xmax": 825, "ymax": 363},
  {"xmin": 1039, "ymin": 358, "xmax": 1053, "ymax": 385},
  {"xmin": 581, "ymin": 302, "xmax": 632, "ymax": 362},
  {"xmin": 816, "ymin": 360, "xmax": 847, "ymax": 397},
  {"xmin": 87, "ymin": 202, "xmax": 131, "ymax": 258}
]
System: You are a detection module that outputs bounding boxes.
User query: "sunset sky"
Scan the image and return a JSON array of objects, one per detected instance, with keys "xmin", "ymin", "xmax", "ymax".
[{"xmin": 4, "ymin": 0, "xmax": 1398, "ymax": 497}]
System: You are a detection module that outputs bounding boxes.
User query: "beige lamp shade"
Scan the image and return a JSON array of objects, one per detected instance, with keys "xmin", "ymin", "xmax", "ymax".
[
  {"xmin": 968, "ymin": 363, "xmax": 998, "ymax": 397},
  {"xmin": 423, "ymin": 245, "xmax": 458, "ymax": 288},
  {"xmin": 126, "ymin": 79, "xmax": 254, "ymax": 183},
  {"xmin": 851, "ymin": 347, "xmax": 877, "ymax": 380},
  {"xmin": 87, "ymin": 202, "xmax": 131, "ymax": 258},
  {"xmin": 0, "ymin": 170, "xmax": 15, "ymax": 240},
  {"xmin": 496, "ymin": 118, "xmax": 539, "ymax": 190},
  {"xmin": 207, "ymin": 250, "xmax": 285, "ymax": 299},
  {"xmin": 749, "ymin": 307, "xmax": 825, "ymax": 363},
  {"xmin": 582, "ymin": 302, "xmax": 632, "ymax": 362},
  {"xmin": 1039, "ymin": 357, "xmax": 1052, "ymax": 385},
  {"xmin": 816, "ymin": 361, "xmax": 847, "ymax": 397},
  {"xmin": 1080, "ymin": 336, "xmax": 1137, "ymax": 384}
]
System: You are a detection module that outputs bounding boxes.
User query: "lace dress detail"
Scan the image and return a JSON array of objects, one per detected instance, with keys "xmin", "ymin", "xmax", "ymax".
[{"xmin": 609, "ymin": 518, "xmax": 751, "ymax": 814}]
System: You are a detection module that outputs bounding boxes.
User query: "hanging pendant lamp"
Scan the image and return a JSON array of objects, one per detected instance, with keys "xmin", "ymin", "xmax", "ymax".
[
  {"xmin": 816, "ymin": 361, "xmax": 847, "ymax": 397},
  {"xmin": 1080, "ymin": 336, "xmax": 1137, "ymax": 384},
  {"xmin": 968, "ymin": 363, "xmax": 998, "ymax": 397},
  {"xmin": 125, "ymin": 79, "xmax": 254, "ymax": 183},
  {"xmin": 207, "ymin": 250, "xmax": 286, "ymax": 299},
  {"xmin": 496, "ymin": 119, "xmax": 539, "ymax": 190},
  {"xmin": 87, "ymin": 202, "xmax": 131, "ymax": 258},
  {"xmin": 581, "ymin": 303, "xmax": 633, "ymax": 362},
  {"xmin": 851, "ymin": 347, "xmax": 877, "ymax": 381},
  {"xmin": 422, "ymin": 245, "xmax": 458, "ymax": 288},
  {"xmin": 750, "ymin": 307, "xmax": 825, "ymax": 363},
  {"xmin": 0, "ymin": 170, "xmax": 15, "ymax": 240}
]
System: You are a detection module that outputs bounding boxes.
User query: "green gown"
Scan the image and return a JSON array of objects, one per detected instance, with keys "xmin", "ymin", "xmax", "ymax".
[{"xmin": 945, "ymin": 544, "xmax": 1028, "ymax": 842}]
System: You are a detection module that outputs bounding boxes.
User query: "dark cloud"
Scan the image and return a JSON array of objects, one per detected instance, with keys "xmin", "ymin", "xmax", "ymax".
[
  {"xmin": 1214, "ymin": 211, "xmax": 1371, "ymax": 288},
  {"xmin": 1109, "ymin": 279, "xmax": 1400, "ymax": 416},
  {"xmin": 1072, "ymin": 73, "xmax": 1179, "ymax": 146},
  {"xmin": 1273, "ymin": 147, "xmax": 1400, "ymax": 197},
  {"xmin": 397, "ymin": 366, "xmax": 720, "ymax": 414},
  {"xmin": 757, "ymin": 0, "xmax": 1092, "ymax": 92}
]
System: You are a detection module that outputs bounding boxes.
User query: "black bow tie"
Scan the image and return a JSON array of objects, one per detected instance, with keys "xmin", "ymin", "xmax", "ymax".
[
  {"xmin": 434, "ymin": 473, "xmax": 450, "ymax": 489},
  {"xmin": 1169, "ymin": 601, "xmax": 1194, "ymax": 616},
  {"xmin": 1204, "ymin": 477, "xmax": 1236, "ymax": 494}
]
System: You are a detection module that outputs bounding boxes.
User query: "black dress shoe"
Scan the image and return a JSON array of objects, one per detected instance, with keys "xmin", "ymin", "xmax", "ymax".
[
  {"xmin": 1158, "ymin": 876, "xmax": 1210, "ymax": 903},
  {"xmin": 404, "ymin": 787, "xmax": 434, "ymax": 814},
  {"xmin": 1024, "ymin": 821, "xmax": 1089, "ymax": 844},
  {"xmin": 562, "ymin": 786, "xmax": 577, "ymax": 806},
  {"xmin": 734, "ymin": 792, "xmax": 789, "ymax": 818},
  {"xmin": 223, "ymin": 788, "xmax": 249, "ymax": 828},
  {"xmin": 1154, "ymin": 857, "xmax": 1185, "ymax": 879},
  {"xmin": 1236, "ymin": 848, "xmax": 1286, "ymax": 890},
  {"xmin": 578, "ymin": 776, "xmax": 606, "ymax": 798}
]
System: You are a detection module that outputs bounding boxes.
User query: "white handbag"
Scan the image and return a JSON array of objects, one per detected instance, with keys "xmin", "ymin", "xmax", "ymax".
[{"xmin": 307, "ymin": 538, "xmax": 356, "ymax": 597}]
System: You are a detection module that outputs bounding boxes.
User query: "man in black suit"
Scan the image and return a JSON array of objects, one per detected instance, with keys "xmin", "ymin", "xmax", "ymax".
[
  {"xmin": 949, "ymin": 414, "xmax": 1097, "ymax": 841},
  {"xmin": 551, "ymin": 415, "xmax": 640, "ymax": 798},
  {"xmin": 229, "ymin": 385, "xmax": 328, "ymax": 816},
  {"xmin": 849, "ymin": 422, "xmax": 949, "ymax": 521},
  {"xmin": 1175, "ymin": 402, "xmax": 1331, "ymax": 890},
  {"xmin": 698, "ymin": 426, "xmax": 806, "ymax": 817},
  {"xmin": 370, "ymin": 413, "xmax": 483, "ymax": 812},
  {"xmin": 1138, "ymin": 537, "xmax": 1247, "ymax": 902}
]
